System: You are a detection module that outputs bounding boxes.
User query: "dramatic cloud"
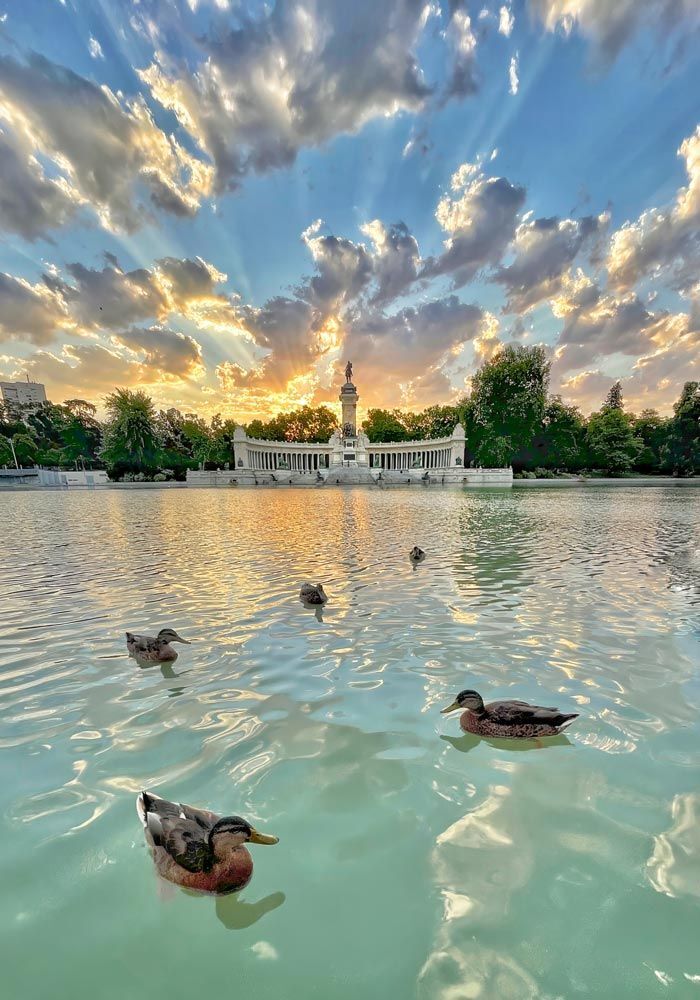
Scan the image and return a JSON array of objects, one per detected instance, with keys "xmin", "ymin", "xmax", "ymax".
[
  {"xmin": 300, "ymin": 221, "xmax": 373, "ymax": 316},
  {"xmin": 0, "ymin": 127, "xmax": 80, "ymax": 240},
  {"xmin": 551, "ymin": 271, "xmax": 659, "ymax": 372},
  {"xmin": 0, "ymin": 271, "xmax": 71, "ymax": 345},
  {"xmin": 423, "ymin": 161, "xmax": 526, "ymax": 288},
  {"xmin": 139, "ymin": 0, "xmax": 433, "ymax": 193},
  {"xmin": 607, "ymin": 125, "xmax": 700, "ymax": 293},
  {"xmin": 0, "ymin": 51, "xmax": 213, "ymax": 235},
  {"xmin": 530, "ymin": 0, "xmax": 700, "ymax": 62},
  {"xmin": 112, "ymin": 326, "xmax": 205, "ymax": 380},
  {"xmin": 361, "ymin": 220, "xmax": 421, "ymax": 306},
  {"xmin": 494, "ymin": 213, "xmax": 608, "ymax": 312}
]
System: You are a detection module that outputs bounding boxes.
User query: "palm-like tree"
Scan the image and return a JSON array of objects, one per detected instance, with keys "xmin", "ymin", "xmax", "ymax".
[{"xmin": 101, "ymin": 388, "xmax": 162, "ymax": 475}]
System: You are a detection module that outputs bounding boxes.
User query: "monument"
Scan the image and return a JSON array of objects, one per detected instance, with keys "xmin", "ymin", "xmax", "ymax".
[{"xmin": 339, "ymin": 360, "xmax": 358, "ymax": 437}]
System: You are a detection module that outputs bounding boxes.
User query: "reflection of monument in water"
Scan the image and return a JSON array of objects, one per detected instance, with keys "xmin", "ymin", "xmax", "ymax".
[{"xmin": 187, "ymin": 361, "xmax": 513, "ymax": 487}]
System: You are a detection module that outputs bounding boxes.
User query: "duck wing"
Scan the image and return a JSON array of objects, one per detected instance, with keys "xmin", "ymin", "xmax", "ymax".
[
  {"xmin": 486, "ymin": 700, "xmax": 570, "ymax": 726},
  {"xmin": 127, "ymin": 632, "xmax": 158, "ymax": 654},
  {"xmin": 139, "ymin": 792, "xmax": 214, "ymax": 873}
]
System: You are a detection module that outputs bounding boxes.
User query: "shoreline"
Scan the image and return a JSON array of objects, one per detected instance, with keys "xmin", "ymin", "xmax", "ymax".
[{"xmin": 0, "ymin": 475, "xmax": 697, "ymax": 493}]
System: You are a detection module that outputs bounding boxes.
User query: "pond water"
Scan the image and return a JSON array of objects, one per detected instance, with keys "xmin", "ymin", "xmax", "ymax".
[{"xmin": 0, "ymin": 487, "xmax": 699, "ymax": 999}]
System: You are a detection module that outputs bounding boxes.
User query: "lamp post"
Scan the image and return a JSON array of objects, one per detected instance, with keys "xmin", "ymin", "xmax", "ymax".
[{"xmin": 1, "ymin": 434, "xmax": 20, "ymax": 469}]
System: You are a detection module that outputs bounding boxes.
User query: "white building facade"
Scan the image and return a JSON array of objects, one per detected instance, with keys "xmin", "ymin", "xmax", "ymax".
[{"xmin": 1, "ymin": 380, "xmax": 47, "ymax": 411}]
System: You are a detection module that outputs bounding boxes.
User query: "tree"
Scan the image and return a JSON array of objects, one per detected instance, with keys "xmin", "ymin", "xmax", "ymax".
[
  {"xmin": 101, "ymin": 388, "xmax": 162, "ymax": 478},
  {"xmin": 404, "ymin": 405, "xmax": 460, "ymax": 440},
  {"xmin": 247, "ymin": 405, "xmax": 338, "ymax": 443},
  {"xmin": 604, "ymin": 381, "xmax": 624, "ymax": 411},
  {"xmin": 586, "ymin": 407, "xmax": 642, "ymax": 474},
  {"xmin": 632, "ymin": 409, "xmax": 668, "ymax": 473},
  {"xmin": 362, "ymin": 409, "xmax": 409, "ymax": 443},
  {"xmin": 661, "ymin": 381, "xmax": 700, "ymax": 476},
  {"xmin": 469, "ymin": 345, "xmax": 550, "ymax": 466},
  {"xmin": 516, "ymin": 397, "xmax": 586, "ymax": 471}
]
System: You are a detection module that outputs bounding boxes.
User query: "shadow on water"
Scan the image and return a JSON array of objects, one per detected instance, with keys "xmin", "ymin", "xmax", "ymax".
[
  {"xmin": 135, "ymin": 658, "xmax": 190, "ymax": 696},
  {"xmin": 439, "ymin": 732, "xmax": 574, "ymax": 754},
  {"xmin": 181, "ymin": 888, "xmax": 287, "ymax": 929}
]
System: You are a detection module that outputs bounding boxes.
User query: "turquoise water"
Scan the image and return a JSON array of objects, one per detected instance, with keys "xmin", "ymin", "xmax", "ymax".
[{"xmin": 0, "ymin": 487, "xmax": 698, "ymax": 999}]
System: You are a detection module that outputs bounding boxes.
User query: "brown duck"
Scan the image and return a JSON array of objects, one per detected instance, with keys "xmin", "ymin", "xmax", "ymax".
[
  {"xmin": 441, "ymin": 689, "xmax": 578, "ymax": 738},
  {"xmin": 137, "ymin": 791, "xmax": 278, "ymax": 894},
  {"xmin": 126, "ymin": 628, "xmax": 190, "ymax": 663}
]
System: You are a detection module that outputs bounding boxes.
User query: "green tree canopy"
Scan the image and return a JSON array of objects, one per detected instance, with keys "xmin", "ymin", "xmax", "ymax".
[
  {"xmin": 661, "ymin": 381, "xmax": 699, "ymax": 476},
  {"xmin": 101, "ymin": 388, "xmax": 162, "ymax": 476},
  {"xmin": 246, "ymin": 405, "xmax": 338, "ymax": 442},
  {"xmin": 468, "ymin": 345, "xmax": 550, "ymax": 466},
  {"xmin": 586, "ymin": 406, "xmax": 643, "ymax": 474}
]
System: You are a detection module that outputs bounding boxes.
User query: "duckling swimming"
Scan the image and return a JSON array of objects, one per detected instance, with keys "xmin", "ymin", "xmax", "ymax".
[
  {"xmin": 299, "ymin": 583, "xmax": 328, "ymax": 605},
  {"xmin": 409, "ymin": 546, "xmax": 426, "ymax": 563},
  {"xmin": 137, "ymin": 791, "xmax": 278, "ymax": 895},
  {"xmin": 441, "ymin": 689, "xmax": 578, "ymax": 739},
  {"xmin": 126, "ymin": 628, "xmax": 190, "ymax": 662}
]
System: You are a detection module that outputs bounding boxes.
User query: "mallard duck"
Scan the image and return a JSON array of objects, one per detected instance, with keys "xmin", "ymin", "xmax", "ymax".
[
  {"xmin": 137, "ymin": 791, "xmax": 278, "ymax": 895},
  {"xmin": 126, "ymin": 628, "xmax": 190, "ymax": 662},
  {"xmin": 409, "ymin": 546, "xmax": 426, "ymax": 563},
  {"xmin": 441, "ymin": 689, "xmax": 578, "ymax": 738},
  {"xmin": 300, "ymin": 583, "xmax": 328, "ymax": 605}
]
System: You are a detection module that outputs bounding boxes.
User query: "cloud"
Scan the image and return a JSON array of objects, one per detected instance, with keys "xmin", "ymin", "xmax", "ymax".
[
  {"xmin": 550, "ymin": 270, "xmax": 659, "ymax": 372},
  {"xmin": 361, "ymin": 220, "xmax": 421, "ymax": 306},
  {"xmin": 0, "ymin": 127, "xmax": 81, "ymax": 240},
  {"xmin": 494, "ymin": 213, "xmax": 608, "ymax": 312},
  {"xmin": 607, "ymin": 125, "xmax": 700, "ymax": 293},
  {"xmin": 422, "ymin": 161, "xmax": 526, "ymax": 287},
  {"xmin": 557, "ymin": 315, "xmax": 698, "ymax": 413},
  {"xmin": 444, "ymin": 9, "xmax": 479, "ymax": 101},
  {"xmin": 499, "ymin": 5, "xmax": 515, "ymax": 37},
  {"xmin": 530, "ymin": 0, "xmax": 700, "ymax": 63},
  {"xmin": 88, "ymin": 37, "xmax": 104, "ymax": 60},
  {"xmin": 139, "ymin": 0, "xmax": 432, "ymax": 194},
  {"xmin": 0, "ymin": 51, "xmax": 213, "ymax": 236},
  {"xmin": 508, "ymin": 53, "xmax": 519, "ymax": 95},
  {"xmin": 343, "ymin": 296, "xmax": 490, "ymax": 405},
  {"xmin": 0, "ymin": 271, "xmax": 71, "ymax": 345},
  {"xmin": 112, "ymin": 326, "xmax": 205, "ymax": 380},
  {"xmin": 299, "ymin": 220, "xmax": 373, "ymax": 315}
]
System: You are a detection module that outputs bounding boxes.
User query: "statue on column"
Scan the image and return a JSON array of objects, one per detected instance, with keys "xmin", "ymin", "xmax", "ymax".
[{"xmin": 344, "ymin": 360, "xmax": 353, "ymax": 383}]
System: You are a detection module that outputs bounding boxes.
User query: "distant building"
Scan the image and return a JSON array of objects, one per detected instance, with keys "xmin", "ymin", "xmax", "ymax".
[{"xmin": 0, "ymin": 380, "xmax": 47, "ymax": 412}]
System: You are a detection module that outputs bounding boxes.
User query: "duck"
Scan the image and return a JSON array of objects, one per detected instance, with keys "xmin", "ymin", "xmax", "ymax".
[
  {"xmin": 126, "ymin": 628, "xmax": 191, "ymax": 662},
  {"xmin": 409, "ymin": 546, "xmax": 426, "ymax": 563},
  {"xmin": 137, "ymin": 791, "xmax": 278, "ymax": 895},
  {"xmin": 300, "ymin": 583, "xmax": 328, "ymax": 605},
  {"xmin": 441, "ymin": 689, "xmax": 578, "ymax": 739}
]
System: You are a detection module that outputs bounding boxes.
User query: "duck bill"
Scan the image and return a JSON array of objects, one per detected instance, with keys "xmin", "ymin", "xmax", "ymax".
[
  {"xmin": 249, "ymin": 828, "xmax": 279, "ymax": 845},
  {"xmin": 440, "ymin": 701, "xmax": 460, "ymax": 714},
  {"xmin": 173, "ymin": 634, "xmax": 191, "ymax": 644}
]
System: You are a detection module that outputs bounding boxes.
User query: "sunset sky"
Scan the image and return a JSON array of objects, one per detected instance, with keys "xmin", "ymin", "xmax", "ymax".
[{"xmin": 1, "ymin": 0, "xmax": 699, "ymax": 421}]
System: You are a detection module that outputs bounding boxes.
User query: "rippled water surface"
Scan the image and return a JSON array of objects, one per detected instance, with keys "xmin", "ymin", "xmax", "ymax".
[{"xmin": 1, "ymin": 487, "xmax": 699, "ymax": 998}]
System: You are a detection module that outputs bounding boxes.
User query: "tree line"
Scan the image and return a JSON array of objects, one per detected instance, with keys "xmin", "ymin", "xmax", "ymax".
[{"xmin": 1, "ymin": 347, "xmax": 697, "ymax": 478}]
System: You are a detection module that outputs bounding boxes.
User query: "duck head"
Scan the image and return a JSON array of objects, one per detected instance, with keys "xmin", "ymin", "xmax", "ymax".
[
  {"xmin": 208, "ymin": 816, "xmax": 279, "ymax": 859},
  {"xmin": 441, "ymin": 689, "xmax": 484, "ymax": 714},
  {"xmin": 409, "ymin": 546, "xmax": 425, "ymax": 560},
  {"xmin": 157, "ymin": 628, "xmax": 191, "ymax": 645}
]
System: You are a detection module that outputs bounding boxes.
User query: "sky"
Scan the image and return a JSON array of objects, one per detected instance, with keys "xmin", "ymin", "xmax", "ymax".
[{"xmin": 0, "ymin": 0, "xmax": 699, "ymax": 421}]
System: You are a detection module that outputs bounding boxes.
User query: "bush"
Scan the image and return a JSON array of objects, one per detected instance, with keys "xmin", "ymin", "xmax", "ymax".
[{"xmin": 534, "ymin": 467, "xmax": 556, "ymax": 479}]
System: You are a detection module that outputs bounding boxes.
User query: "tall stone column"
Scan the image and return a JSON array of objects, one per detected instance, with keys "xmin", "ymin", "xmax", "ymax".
[{"xmin": 339, "ymin": 373, "xmax": 358, "ymax": 435}]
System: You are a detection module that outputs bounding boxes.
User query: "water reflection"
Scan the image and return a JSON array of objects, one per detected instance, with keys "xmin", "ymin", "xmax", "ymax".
[
  {"xmin": 178, "ymin": 889, "xmax": 286, "ymax": 929},
  {"xmin": 440, "ymin": 733, "xmax": 574, "ymax": 754}
]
